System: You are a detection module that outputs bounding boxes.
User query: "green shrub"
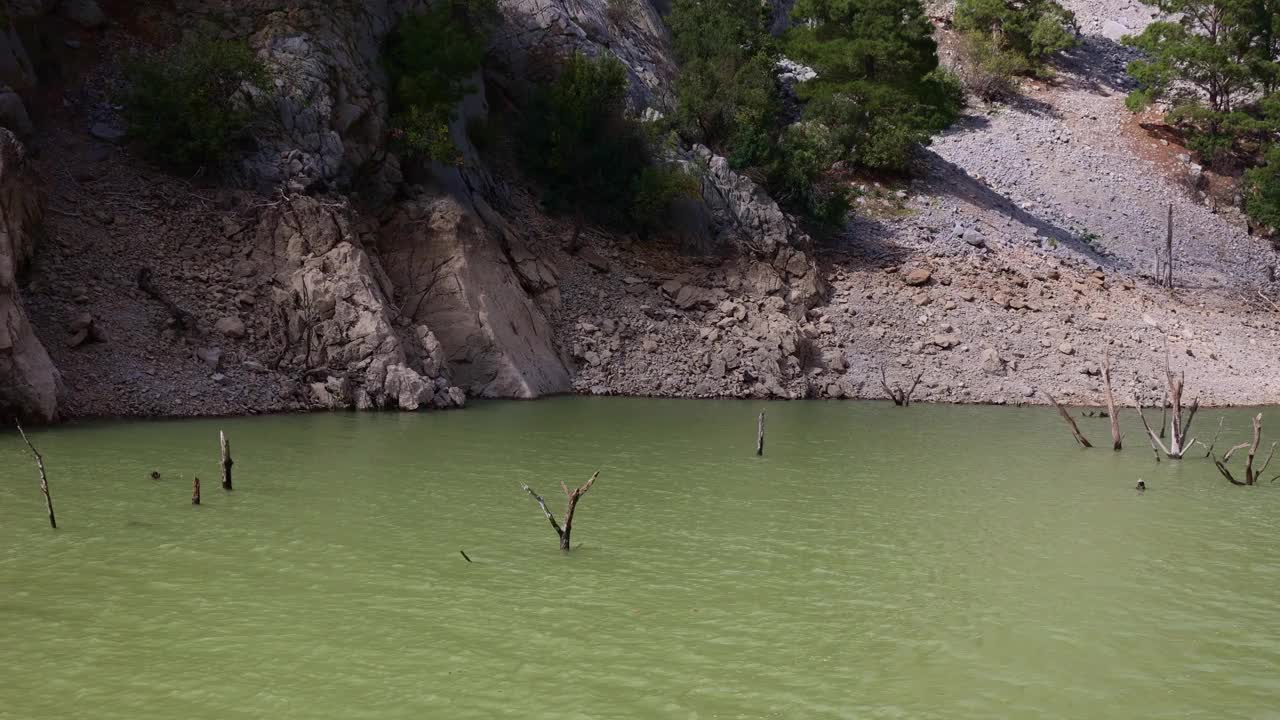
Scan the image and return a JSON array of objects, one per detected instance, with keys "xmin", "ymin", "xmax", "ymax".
[
  {"xmin": 785, "ymin": 0, "xmax": 964, "ymax": 172},
  {"xmin": 667, "ymin": 0, "xmax": 780, "ymax": 154},
  {"xmin": 769, "ymin": 121, "xmax": 848, "ymax": 231},
  {"xmin": 521, "ymin": 53, "xmax": 647, "ymax": 221},
  {"xmin": 124, "ymin": 38, "xmax": 267, "ymax": 172},
  {"xmin": 383, "ymin": 0, "xmax": 492, "ymax": 163},
  {"xmin": 953, "ymin": 0, "xmax": 1076, "ymax": 95},
  {"xmin": 631, "ymin": 163, "xmax": 702, "ymax": 233},
  {"xmin": 1245, "ymin": 146, "xmax": 1280, "ymax": 230}
]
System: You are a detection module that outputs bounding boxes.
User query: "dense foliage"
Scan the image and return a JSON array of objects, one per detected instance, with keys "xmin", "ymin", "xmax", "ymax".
[
  {"xmin": 383, "ymin": 0, "xmax": 493, "ymax": 163},
  {"xmin": 953, "ymin": 0, "xmax": 1078, "ymax": 98},
  {"xmin": 124, "ymin": 38, "xmax": 267, "ymax": 172},
  {"xmin": 785, "ymin": 0, "xmax": 964, "ymax": 172},
  {"xmin": 520, "ymin": 53, "xmax": 697, "ymax": 231},
  {"xmin": 1123, "ymin": 0, "xmax": 1280, "ymax": 228},
  {"xmin": 667, "ymin": 0, "xmax": 781, "ymax": 158},
  {"xmin": 1245, "ymin": 146, "xmax": 1280, "ymax": 229},
  {"xmin": 665, "ymin": 0, "xmax": 960, "ymax": 232}
]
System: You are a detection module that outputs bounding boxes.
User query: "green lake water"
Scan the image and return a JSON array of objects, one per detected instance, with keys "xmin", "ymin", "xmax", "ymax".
[{"xmin": 3, "ymin": 398, "xmax": 1280, "ymax": 719}]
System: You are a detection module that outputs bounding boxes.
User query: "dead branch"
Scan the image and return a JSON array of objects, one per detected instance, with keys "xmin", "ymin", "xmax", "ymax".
[
  {"xmin": 1134, "ymin": 397, "xmax": 1165, "ymax": 462},
  {"xmin": 1102, "ymin": 352, "xmax": 1121, "ymax": 450},
  {"xmin": 16, "ymin": 422, "xmax": 56, "ymax": 528},
  {"xmin": 756, "ymin": 411, "xmax": 765, "ymax": 456},
  {"xmin": 1200, "ymin": 416, "xmax": 1225, "ymax": 458},
  {"xmin": 879, "ymin": 364, "xmax": 924, "ymax": 406},
  {"xmin": 521, "ymin": 483, "xmax": 564, "ymax": 539},
  {"xmin": 1045, "ymin": 392, "xmax": 1092, "ymax": 448},
  {"xmin": 1212, "ymin": 414, "xmax": 1272, "ymax": 486}
]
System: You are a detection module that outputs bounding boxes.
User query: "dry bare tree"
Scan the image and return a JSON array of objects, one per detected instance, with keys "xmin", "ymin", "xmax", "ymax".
[
  {"xmin": 1212, "ymin": 414, "xmax": 1277, "ymax": 486},
  {"xmin": 879, "ymin": 364, "xmax": 923, "ymax": 407},
  {"xmin": 521, "ymin": 472, "xmax": 599, "ymax": 551}
]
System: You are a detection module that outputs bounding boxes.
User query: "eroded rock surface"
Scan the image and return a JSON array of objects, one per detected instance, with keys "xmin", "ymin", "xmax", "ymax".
[
  {"xmin": 377, "ymin": 190, "xmax": 571, "ymax": 398},
  {"xmin": 0, "ymin": 129, "xmax": 60, "ymax": 420},
  {"xmin": 252, "ymin": 195, "xmax": 463, "ymax": 410}
]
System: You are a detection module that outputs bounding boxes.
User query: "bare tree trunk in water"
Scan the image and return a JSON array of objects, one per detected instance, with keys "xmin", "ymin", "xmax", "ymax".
[
  {"xmin": 1045, "ymin": 392, "xmax": 1092, "ymax": 447},
  {"xmin": 756, "ymin": 411, "xmax": 765, "ymax": 456},
  {"xmin": 522, "ymin": 472, "xmax": 599, "ymax": 551},
  {"xmin": 1102, "ymin": 352, "xmax": 1122, "ymax": 450},
  {"xmin": 16, "ymin": 422, "xmax": 56, "ymax": 529},
  {"xmin": 1213, "ymin": 414, "xmax": 1277, "ymax": 486}
]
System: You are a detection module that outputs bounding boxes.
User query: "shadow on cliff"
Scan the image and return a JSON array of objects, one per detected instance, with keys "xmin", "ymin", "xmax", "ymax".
[
  {"xmin": 1053, "ymin": 35, "xmax": 1141, "ymax": 97},
  {"xmin": 916, "ymin": 149, "xmax": 1107, "ymax": 263}
]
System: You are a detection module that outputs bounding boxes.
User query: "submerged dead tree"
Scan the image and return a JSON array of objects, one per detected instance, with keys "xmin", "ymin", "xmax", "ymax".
[
  {"xmin": 521, "ymin": 471, "xmax": 599, "ymax": 551},
  {"xmin": 1101, "ymin": 353, "xmax": 1122, "ymax": 450},
  {"xmin": 16, "ymin": 422, "xmax": 56, "ymax": 529},
  {"xmin": 879, "ymin": 365, "xmax": 923, "ymax": 407},
  {"xmin": 756, "ymin": 411, "xmax": 765, "ymax": 456},
  {"xmin": 1212, "ymin": 414, "xmax": 1277, "ymax": 486},
  {"xmin": 1135, "ymin": 360, "xmax": 1199, "ymax": 459},
  {"xmin": 1045, "ymin": 392, "xmax": 1092, "ymax": 447}
]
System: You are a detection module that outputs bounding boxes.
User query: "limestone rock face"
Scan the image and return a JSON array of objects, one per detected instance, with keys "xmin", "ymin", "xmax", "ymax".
[
  {"xmin": 222, "ymin": 0, "xmax": 428, "ymax": 194},
  {"xmin": 0, "ymin": 129, "xmax": 60, "ymax": 421},
  {"xmin": 376, "ymin": 191, "xmax": 571, "ymax": 398},
  {"xmin": 227, "ymin": 0, "xmax": 674, "ymax": 194},
  {"xmin": 490, "ymin": 0, "xmax": 675, "ymax": 110},
  {"xmin": 693, "ymin": 145, "xmax": 825, "ymax": 311},
  {"xmin": 252, "ymin": 195, "xmax": 461, "ymax": 410}
]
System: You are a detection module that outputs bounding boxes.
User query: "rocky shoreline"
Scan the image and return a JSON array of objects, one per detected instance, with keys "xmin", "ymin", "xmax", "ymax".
[{"xmin": 3, "ymin": 0, "xmax": 1280, "ymax": 424}]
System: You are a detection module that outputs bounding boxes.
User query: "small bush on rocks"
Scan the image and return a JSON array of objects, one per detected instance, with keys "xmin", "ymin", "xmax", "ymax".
[
  {"xmin": 1245, "ymin": 147, "xmax": 1280, "ymax": 231},
  {"xmin": 953, "ymin": 0, "xmax": 1077, "ymax": 97},
  {"xmin": 124, "ymin": 38, "xmax": 267, "ymax": 173},
  {"xmin": 521, "ymin": 52, "xmax": 698, "ymax": 234},
  {"xmin": 384, "ymin": 0, "xmax": 494, "ymax": 164}
]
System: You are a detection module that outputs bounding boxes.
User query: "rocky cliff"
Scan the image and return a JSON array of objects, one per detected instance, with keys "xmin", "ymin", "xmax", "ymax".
[
  {"xmin": 8, "ymin": 0, "xmax": 1280, "ymax": 421},
  {"xmin": 0, "ymin": 128, "xmax": 59, "ymax": 421}
]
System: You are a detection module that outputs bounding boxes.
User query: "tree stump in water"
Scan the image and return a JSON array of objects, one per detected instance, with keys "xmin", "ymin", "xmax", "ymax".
[
  {"xmin": 756, "ymin": 411, "xmax": 765, "ymax": 456},
  {"xmin": 192, "ymin": 476, "xmax": 201, "ymax": 506},
  {"xmin": 220, "ymin": 430, "xmax": 233, "ymax": 491},
  {"xmin": 879, "ymin": 364, "xmax": 923, "ymax": 406}
]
